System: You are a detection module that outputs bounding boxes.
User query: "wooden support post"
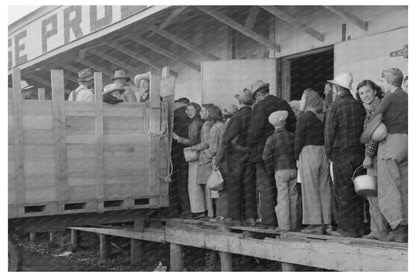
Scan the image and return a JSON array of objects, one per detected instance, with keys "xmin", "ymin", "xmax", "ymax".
[
  {"xmin": 99, "ymin": 234, "xmax": 111, "ymax": 259},
  {"xmin": 49, "ymin": 232, "xmax": 54, "ymax": 244},
  {"xmin": 170, "ymin": 243, "xmax": 184, "ymax": 271},
  {"xmin": 281, "ymin": 262, "xmax": 296, "ymax": 271},
  {"xmin": 37, "ymin": 88, "xmax": 45, "ymax": 100},
  {"xmin": 130, "ymin": 239, "xmax": 143, "ymax": 265},
  {"xmin": 71, "ymin": 229, "xmax": 79, "ymax": 247},
  {"xmin": 219, "ymin": 251, "xmax": 233, "ymax": 271},
  {"xmin": 94, "ymin": 73, "xmax": 104, "ymax": 209},
  {"xmin": 29, "ymin": 232, "xmax": 36, "ymax": 243}
]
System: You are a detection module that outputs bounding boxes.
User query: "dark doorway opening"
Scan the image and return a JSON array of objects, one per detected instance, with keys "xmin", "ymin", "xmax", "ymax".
[{"xmin": 289, "ymin": 48, "xmax": 334, "ymax": 100}]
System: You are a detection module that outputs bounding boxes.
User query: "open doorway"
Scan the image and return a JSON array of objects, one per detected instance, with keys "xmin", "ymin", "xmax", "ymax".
[{"xmin": 281, "ymin": 47, "xmax": 334, "ymax": 101}]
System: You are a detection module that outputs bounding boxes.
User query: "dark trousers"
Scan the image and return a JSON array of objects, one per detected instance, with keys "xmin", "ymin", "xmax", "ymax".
[
  {"xmin": 332, "ymin": 149, "xmax": 365, "ymax": 236},
  {"xmin": 169, "ymin": 147, "xmax": 191, "ymax": 216},
  {"xmin": 226, "ymin": 151, "xmax": 257, "ymax": 220},
  {"xmin": 255, "ymin": 161, "xmax": 277, "ymax": 226}
]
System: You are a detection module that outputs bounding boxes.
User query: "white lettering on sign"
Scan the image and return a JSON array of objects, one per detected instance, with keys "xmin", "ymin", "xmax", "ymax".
[{"xmin": 8, "ymin": 5, "xmax": 146, "ymax": 69}]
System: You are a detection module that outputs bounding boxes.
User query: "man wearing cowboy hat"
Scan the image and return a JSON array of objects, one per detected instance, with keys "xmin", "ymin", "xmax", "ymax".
[
  {"xmin": 102, "ymin": 83, "xmax": 126, "ymax": 105},
  {"xmin": 247, "ymin": 80, "xmax": 296, "ymax": 228},
  {"xmin": 221, "ymin": 89, "xmax": 257, "ymax": 226},
  {"xmin": 68, "ymin": 68, "xmax": 95, "ymax": 102},
  {"xmin": 21, "ymin": 80, "xmax": 37, "ymax": 100},
  {"xmin": 324, "ymin": 71, "xmax": 366, "ymax": 237},
  {"xmin": 111, "ymin": 69, "xmax": 137, "ymax": 102},
  {"xmin": 134, "ymin": 73, "xmax": 150, "ymax": 103},
  {"xmin": 363, "ymin": 67, "xmax": 408, "ymax": 242}
]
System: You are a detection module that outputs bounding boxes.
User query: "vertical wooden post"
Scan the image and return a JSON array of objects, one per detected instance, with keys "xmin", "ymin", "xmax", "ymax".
[
  {"xmin": 94, "ymin": 73, "xmax": 104, "ymax": 209},
  {"xmin": 71, "ymin": 229, "xmax": 79, "ymax": 247},
  {"xmin": 99, "ymin": 234, "xmax": 111, "ymax": 259},
  {"xmin": 12, "ymin": 68, "xmax": 26, "ymax": 209},
  {"xmin": 51, "ymin": 70, "xmax": 68, "ymax": 202},
  {"xmin": 29, "ymin": 232, "xmax": 36, "ymax": 243},
  {"xmin": 130, "ymin": 239, "xmax": 142, "ymax": 265},
  {"xmin": 281, "ymin": 59, "xmax": 291, "ymax": 101},
  {"xmin": 38, "ymin": 88, "xmax": 45, "ymax": 100},
  {"xmin": 219, "ymin": 251, "xmax": 233, "ymax": 271},
  {"xmin": 170, "ymin": 243, "xmax": 184, "ymax": 271},
  {"xmin": 49, "ymin": 232, "xmax": 55, "ymax": 244}
]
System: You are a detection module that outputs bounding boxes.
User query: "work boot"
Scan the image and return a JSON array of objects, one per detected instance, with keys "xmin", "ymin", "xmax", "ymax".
[
  {"xmin": 324, "ymin": 224, "xmax": 333, "ymax": 235},
  {"xmin": 301, "ymin": 225, "xmax": 324, "ymax": 235},
  {"xmin": 245, "ymin": 217, "xmax": 257, "ymax": 227},
  {"xmin": 363, "ymin": 232, "xmax": 392, "ymax": 241}
]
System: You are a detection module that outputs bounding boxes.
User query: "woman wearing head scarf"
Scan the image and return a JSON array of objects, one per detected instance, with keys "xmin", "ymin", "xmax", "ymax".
[
  {"xmin": 173, "ymin": 102, "xmax": 204, "ymax": 218},
  {"xmin": 356, "ymin": 80, "xmax": 389, "ymax": 240},
  {"xmin": 294, "ymin": 88, "xmax": 332, "ymax": 234}
]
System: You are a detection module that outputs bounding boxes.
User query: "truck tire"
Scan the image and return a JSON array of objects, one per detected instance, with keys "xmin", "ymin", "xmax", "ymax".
[{"xmin": 8, "ymin": 235, "xmax": 23, "ymax": 271}]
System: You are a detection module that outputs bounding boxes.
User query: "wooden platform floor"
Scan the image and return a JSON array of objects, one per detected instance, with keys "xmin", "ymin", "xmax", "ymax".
[{"xmin": 69, "ymin": 217, "xmax": 408, "ymax": 271}]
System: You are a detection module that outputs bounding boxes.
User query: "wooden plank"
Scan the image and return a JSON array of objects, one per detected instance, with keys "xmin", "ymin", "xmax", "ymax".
[
  {"xmin": 22, "ymin": 116, "xmax": 53, "ymax": 130},
  {"xmin": 170, "ymin": 243, "xmax": 184, "ymax": 271},
  {"xmin": 149, "ymin": 25, "xmax": 220, "ymax": 61},
  {"xmin": 38, "ymin": 88, "xmax": 45, "ymax": 100},
  {"xmin": 104, "ymin": 156, "xmax": 150, "ymax": 171},
  {"xmin": 66, "ymin": 116, "xmax": 95, "ymax": 130},
  {"xmin": 68, "ymin": 177, "xmax": 96, "ymax": 187},
  {"xmin": 67, "ymin": 158, "xmax": 96, "ymax": 172},
  {"xmin": 51, "ymin": 70, "xmax": 69, "ymax": 202},
  {"xmin": 100, "ymin": 234, "xmax": 111, "ymax": 259},
  {"xmin": 103, "ymin": 116, "xmax": 144, "ymax": 131},
  {"xmin": 65, "ymin": 102, "xmax": 94, "ymax": 116},
  {"xmin": 12, "ymin": 68, "xmax": 26, "ymax": 205},
  {"xmin": 281, "ymin": 59, "xmax": 291, "ymax": 101},
  {"xmin": 26, "ymin": 74, "xmax": 51, "ymax": 89},
  {"xmin": 74, "ymin": 58, "xmax": 114, "ymax": 78},
  {"xmin": 197, "ymin": 6, "xmax": 281, "ymax": 52},
  {"xmin": 71, "ymin": 229, "xmax": 79, "ymax": 247},
  {"xmin": 103, "ymin": 133, "xmax": 149, "ymax": 144},
  {"xmin": 24, "ymin": 173, "xmax": 55, "ymax": 188},
  {"xmin": 94, "ymin": 72, "xmax": 105, "ymax": 205},
  {"xmin": 67, "ymin": 144, "xmax": 149, "ymax": 158},
  {"xmin": 103, "ymin": 103, "xmax": 145, "ymax": 117},
  {"xmin": 165, "ymin": 225, "xmax": 408, "ymax": 271},
  {"xmin": 88, "ymin": 48, "xmax": 144, "ymax": 75},
  {"xmin": 324, "ymin": 6, "xmax": 368, "ymax": 31},
  {"xmin": 25, "ymin": 187, "xmax": 57, "ymax": 203},
  {"xmin": 127, "ymin": 35, "xmax": 201, "ymax": 72},
  {"xmin": 69, "ymin": 185, "xmax": 96, "ymax": 200},
  {"xmin": 262, "ymin": 6, "xmax": 324, "ymax": 42},
  {"xmin": 24, "ymin": 159, "xmax": 55, "ymax": 174},
  {"xmin": 160, "ymin": 6, "xmax": 187, "ymax": 29},
  {"xmin": 22, "ymin": 101, "xmax": 52, "ymax": 115}
]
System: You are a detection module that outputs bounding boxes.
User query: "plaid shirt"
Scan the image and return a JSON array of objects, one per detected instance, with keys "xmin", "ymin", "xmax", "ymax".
[
  {"xmin": 262, "ymin": 127, "xmax": 296, "ymax": 171},
  {"xmin": 324, "ymin": 91, "xmax": 366, "ymax": 159},
  {"xmin": 363, "ymin": 101, "xmax": 381, "ymax": 158}
]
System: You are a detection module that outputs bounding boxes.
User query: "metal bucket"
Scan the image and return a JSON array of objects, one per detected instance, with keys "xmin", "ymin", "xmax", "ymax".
[{"xmin": 352, "ymin": 165, "xmax": 377, "ymax": 197}]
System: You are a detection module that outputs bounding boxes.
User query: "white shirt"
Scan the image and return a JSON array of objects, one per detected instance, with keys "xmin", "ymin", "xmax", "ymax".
[{"xmin": 68, "ymin": 85, "xmax": 94, "ymax": 102}]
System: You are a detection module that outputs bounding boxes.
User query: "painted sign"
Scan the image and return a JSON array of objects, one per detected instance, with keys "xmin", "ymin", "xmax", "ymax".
[{"xmin": 8, "ymin": 5, "xmax": 146, "ymax": 69}]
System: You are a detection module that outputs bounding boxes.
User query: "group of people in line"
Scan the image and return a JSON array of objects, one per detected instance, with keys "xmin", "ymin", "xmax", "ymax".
[
  {"xmin": 169, "ymin": 67, "xmax": 408, "ymax": 243},
  {"xmin": 21, "ymin": 68, "xmax": 150, "ymax": 103},
  {"xmin": 20, "ymin": 66, "xmax": 408, "ymax": 243}
]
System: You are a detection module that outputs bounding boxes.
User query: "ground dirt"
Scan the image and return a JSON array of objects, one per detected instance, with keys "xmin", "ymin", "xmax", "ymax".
[{"xmin": 11, "ymin": 230, "xmax": 325, "ymax": 271}]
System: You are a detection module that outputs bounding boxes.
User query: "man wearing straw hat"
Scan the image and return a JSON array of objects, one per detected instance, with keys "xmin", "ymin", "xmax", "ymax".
[
  {"xmin": 21, "ymin": 80, "xmax": 37, "ymax": 100},
  {"xmin": 68, "ymin": 68, "xmax": 94, "ymax": 102},
  {"xmin": 362, "ymin": 68, "xmax": 408, "ymax": 242},
  {"xmin": 134, "ymin": 73, "xmax": 150, "ymax": 103},
  {"xmin": 324, "ymin": 71, "xmax": 366, "ymax": 237},
  {"xmin": 111, "ymin": 69, "xmax": 137, "ymax": 102}
]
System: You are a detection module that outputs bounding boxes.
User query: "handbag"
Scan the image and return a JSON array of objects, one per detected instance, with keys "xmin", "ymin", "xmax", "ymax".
[
  {"xmin": 207, "ymin": 169, "xmax": 224, "ymax": 191},
  {"xmin": 183, "ymin": 147, "xmax": 199, "ymax": 162}
]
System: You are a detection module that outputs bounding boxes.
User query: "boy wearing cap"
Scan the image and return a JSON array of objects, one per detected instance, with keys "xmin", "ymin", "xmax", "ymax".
[{"xmin": 262, "ymin": 111, "xmax": 298, "ymax": 231}]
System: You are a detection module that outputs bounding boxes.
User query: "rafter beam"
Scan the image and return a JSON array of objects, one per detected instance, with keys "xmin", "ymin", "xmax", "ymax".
[
  {"xmin": 88, "ymin": 49, "xmax": 143, "ymax": 76},
  {"xmin": 26, "ymin": 75, "xmax": 51, "ymax": 88},
  {"xmin": 104, "ymin": 41, "xmax": 163, "ymax": 71},
  {"xmin": 262, "ymin": 6, "xmax": 324, "ymax": 42},
  {"xmin": 149, "ymin": 25, "xmax": 220, "ymax": 61},
  {"xmin": 324, "ymin": 6, "xmax": 368, "ymax": 31},
  {"xmin": 125, "ymin": 35, "xmax": 200, "ymax": 72},
  {"xmin": 74, "ymin": 58, "xmax": 114, "ymax": 78},
  {"xmin": 245, "ymin": 7, "xmax": 260, "ymax": 29},
  {"xmin": 160, "ymin": 6, "xmax": 187, "ymax": 29},
  {"xmin": 196, "ymin": 6, "xmax": 280, "ymax": 52}
]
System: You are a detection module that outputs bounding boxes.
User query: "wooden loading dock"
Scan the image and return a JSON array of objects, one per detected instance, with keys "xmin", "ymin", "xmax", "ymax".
[{"xmin": 69, "ymin": 218, "xmax": 408, "ymax": 272}]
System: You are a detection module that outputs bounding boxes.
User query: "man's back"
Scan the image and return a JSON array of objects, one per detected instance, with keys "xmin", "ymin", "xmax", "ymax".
[{"xmin": 69, "ymin": 85, "xmax": 94, "ymax": 102}]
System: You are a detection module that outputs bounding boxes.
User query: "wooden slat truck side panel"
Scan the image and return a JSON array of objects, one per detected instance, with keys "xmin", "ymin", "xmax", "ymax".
[{"xmin": 9, "ymin": 69, "xmax": 172, "ymax": 218}]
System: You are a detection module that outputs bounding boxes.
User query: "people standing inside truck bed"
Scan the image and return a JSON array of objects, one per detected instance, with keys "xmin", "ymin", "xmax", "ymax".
[
  {"xmin": 21, "ymin": 80, "xmax": 37, "ymax": 100},
  {"xmin": 102, "ymin": 83, "xmax": 125, "ymax": 104},
  {"xmin": 324, "ymin": 71, "xmax": 366, "ymax": 238},
  {"xmin": 190, "ymin": 104, "xmax": 215, "ymax": 219},
  {"xmin": 263, "ymin": 111, "xmax": 298, "ymax": 232},
  {"xmin": 221, "ymin": 90, "xmax": 256, "ymax": 226},
  {"xmin": 111, "ymin": 69, "xmax": 137, "ymax": 102},
  {"xmin": 169, "ymin": 98, "xmax": 191, "ymax": 218},
  {"xmin": 173, "ymin": 102, "xmax": 204, "ymax": 219},
  {"xmin": 68, "ymin": 68, "xmax": 95, "ymax": 102},
  {"xmin": 247, "ymin": 80, "xmax": 296, "ymax": 229},
  {"xmin": 134, "ymin": 73, "xmax": 150, "ymax": 103},
  {"xmin": 206, "ymin": 106, "xmax": 226, "ymax": 219},
  {"xmin": 363, "ymin": 68, "xmax": 408, "ymax": 242},
  {"xmin": 295, "ymin": 89, "xmax": 331, "ymax": 235},
  {"xmin": 355, "ymin": 80, "xmax": 390, "ymax": 241}
]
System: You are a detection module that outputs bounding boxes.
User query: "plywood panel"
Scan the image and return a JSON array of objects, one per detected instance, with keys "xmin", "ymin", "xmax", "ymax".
[
  {"xmin": 22, "ymin": 101, "xmax": 52, "ymax": 116},
  {"xmin": 103, "ymin": 133, "xmax": 149, "ymax": 144},
  {"xmin": 24, "ymin": 159, "xmax": 55, "ymax": 174},
  {"xmin": 67, "ymin": 158, "xmax": 95, "ymax": 172},
  {"xmin": 67, "ymin": 130, "xmax": 95, "ymax": 144},
  {"xmin": 122, "ymin": 183, "xmax": 149, "ymax": 197},
  {"xmin": 66, "ymin": 116, "xmax": 95, "ymax": 130},
  {"xmin": 67, "ymin": 144, "xmax": 96, "ymax": 158},
  {"xmin": 24, "ymin": 173, "xmax": 55, "ymax": 188},
  {"xmin": 9, "ymin": 145, "xmax": 14, "ymax": 160},
  {"xmin": 104, "ymin": 156, "xmax": 149, "ymax": 171},
  {"xmin": 9, "ymin": 174, "xmax": 15, "ymax": 189},
  {"xmin": 24, "ymin": 145, "xmax": 54, "ymax": 159},
  {"xmin": 104, "ymin": 171, "xmax": 148, "ymax": 185},
  {"xmin": 65, "ymin": 102, "xmax": 94, "ymax": 116},
  {"xmin": 202, "ymin": 59, "xmax": 278, "ymax": 108},
  {"xmin": 25, "ymin": 187, "xmax": 57, "ymax": 203},
  {"xmin": 103, "ymin": 144, "xmax": 150, "ymax": 158},
  {"xmin": 9, "ymin": 190, "xmax": 16, "ymax": 205},
  {"xmin": 22, "ymin": 116, "xmax": 53, "ymax": 130},
  {"xmin": 104, "ymin": 184, "xmax": 123, "ymax": 199},
  {"xmin": 68, "ymin": 177, "xmax": 96, "ymax": 187},
  {"xmin": 24, "ymin": 130, "xmax": 54, "ymax": 145},
  {"xmin": 9, "ymin": 159, "xmax": 15, "ymax": 174},
  {"xmin": 68, "ymin": 186, "xmax": 96, "ymax": 201}
]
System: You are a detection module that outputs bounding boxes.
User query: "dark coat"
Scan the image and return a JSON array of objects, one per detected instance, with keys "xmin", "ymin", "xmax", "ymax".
[
  {"xmin": 172, "ymin": 106, "xmax": 190, "ymax": 163},
  {"xmin": 247, "ymin": 95, "xmax": 296, "ymax": 163},
  {"xmin": 222, "ymin": 106, "xmax": 252, "ymax": 154}
]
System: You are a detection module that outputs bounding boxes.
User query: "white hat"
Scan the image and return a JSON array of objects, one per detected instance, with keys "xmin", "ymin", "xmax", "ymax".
[
  {"xmin": 328, "ymin": 71, "xmax": 354, "ymax": 91},
  {"xmin": 103, "ymin": 83, "xmax": 125, "ymax": 95},
  {"xmin": 21, "ymin": 80, "xmax": 34, "ymax": 91},
  {"xmin": 134, "ymin": 73, "xmax": 150, "ymax": 87},
  {"xmin": 268, "ymin": 110, "xmax": 288, "ymax": 126}
]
